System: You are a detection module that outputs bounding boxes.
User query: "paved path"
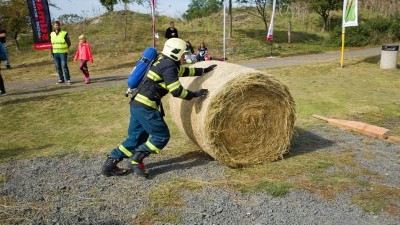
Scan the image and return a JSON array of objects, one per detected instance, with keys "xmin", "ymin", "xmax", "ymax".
[{"xmin": 237, "ymin": 47, "xmax": 382, "ymax": 69}]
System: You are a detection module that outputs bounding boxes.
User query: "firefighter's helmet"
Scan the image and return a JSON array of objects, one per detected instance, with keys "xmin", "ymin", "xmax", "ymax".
[{"xmin": 162, "ymin": 38, "xmax": 188, "ymax": 61}]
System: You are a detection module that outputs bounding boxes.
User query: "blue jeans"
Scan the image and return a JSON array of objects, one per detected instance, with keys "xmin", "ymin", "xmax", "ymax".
[
  {"xmin": 53, "ymin": 53, "xmax": 70, "ymax": 81},
  {"xmin": 1, "ymin": 43, "xmax": 10, "ymax": 67},
  {"xmin": 110, "ymin": 105, "xmax": 170, "ymax": 159}
]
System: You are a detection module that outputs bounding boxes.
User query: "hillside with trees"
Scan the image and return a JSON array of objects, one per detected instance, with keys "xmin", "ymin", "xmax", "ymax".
[{"xmin": 0, "ymin": 0, "xmax": 399, "ymax": 62}]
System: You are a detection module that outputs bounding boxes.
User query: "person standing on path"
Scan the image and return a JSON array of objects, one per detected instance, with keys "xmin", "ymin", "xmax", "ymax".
[
  {"xmin": 0, "ymin": 29, "xmax": 11, "ymax": 69},
  {"xmin": 165, "ymin": 21, "xmax": 178, "ymax": 39},
  {"xmin": 50, "ymin": 21, "xmax": 72, "ymax": 85},
  {"xmin": 73, "ymin": 34, "xmax": 93, "ymax": 84},
  {"xmin": 101, "ymin": 38, "xmax": 217, "ymax": 178}
]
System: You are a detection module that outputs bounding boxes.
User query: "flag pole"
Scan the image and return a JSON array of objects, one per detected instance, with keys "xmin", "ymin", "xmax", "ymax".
[
  {"xmin": 341, "ymin": 0, "xmax": 358, "ymax": 68},
  {"xmin": 223, "ymin": 0, "xmax": 226, "ymax": 60},
  {"xmin": 269, "ymin": 41, "xmax": 273, "ymax": 57},
  {"xmin": 151, "ymin": 0, "xmax": 156, "ymax": 48},
  {"xmin": 340, "ymin": 27, "xmax": 345, "ymax": 68},
  {"xmin": 266, "ymin": 0, "xmax": 276, "ymax": 58}
]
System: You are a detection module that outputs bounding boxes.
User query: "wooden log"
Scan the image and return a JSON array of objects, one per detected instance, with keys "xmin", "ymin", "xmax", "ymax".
[{"xmin": 313, "ymin": 115, "xmax": 390, "ymax": 139}]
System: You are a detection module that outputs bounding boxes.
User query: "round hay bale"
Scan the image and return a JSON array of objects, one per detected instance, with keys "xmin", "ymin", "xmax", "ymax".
[{"xmin": 169, "ymin": 61, "xmax": 296, "ymax": 168}]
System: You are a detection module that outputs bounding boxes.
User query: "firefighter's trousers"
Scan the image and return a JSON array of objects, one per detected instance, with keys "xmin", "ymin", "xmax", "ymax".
[{"xmin": 110, "ymin": 105, "xmax": 170, "ymax": 159}]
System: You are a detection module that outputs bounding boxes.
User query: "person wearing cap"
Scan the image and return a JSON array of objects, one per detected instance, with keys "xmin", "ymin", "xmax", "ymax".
[{"xmin": 101, "ymin": 38, "xmax": 217, "ymax": 178}]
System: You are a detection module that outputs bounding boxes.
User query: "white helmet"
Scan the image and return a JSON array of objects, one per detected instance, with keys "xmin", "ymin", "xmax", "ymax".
[{"xmin": 162, "ymin": 38, "xmax": 188, "ymax": 61}]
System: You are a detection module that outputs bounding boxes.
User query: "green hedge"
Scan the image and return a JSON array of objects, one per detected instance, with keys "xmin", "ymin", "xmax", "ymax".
[
  {"xmin": 329, "ymin": 13, "xmax": 400, "ymax": 46},
  {"xmin": 389, "ymin": 14, "xmax": 400, "ymax": 39}
]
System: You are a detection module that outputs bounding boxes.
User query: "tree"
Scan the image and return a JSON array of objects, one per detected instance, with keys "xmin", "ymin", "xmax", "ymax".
[
  {"xmin": 183, "ymin": 0, "xmax": 223, "ymax": 21},
  {"xmin": 237, "ymin": 0, "xmax": 271, "ymax": 31},
  {"xmin": 99, "ymin": 0, "xmax": 145, "ymax": 12},
  {"xmin": 0, "ymin": 0, "xmax": 30, "ymax": 50},
  {"xmin": 287, "ymin": 0, "xmax": 309, "ymax": 21},
  {"xmin": 362, "ymin": 0, "xmax": 400, "ymax": 17},
  {"xmin": 100, "ymin": 0, "xmax": 119, "ymax": 12},
  {"xmin": 118, "ymin": 0, "xmax": 146, "ymax": 40},
  {"xmin": 228, "ymin": 0, "xmax": 232, "ymax": 38},
  {"xmin": 307, "ymin": 0, "xmax": 341, "ymax": 32},
  {"xmin": 120, "ymin": 0, "xmax": 145, "ymax": 6},
  {"xmin": 57, "ymin": 14, "xmax": 84, "ymax": 24}
]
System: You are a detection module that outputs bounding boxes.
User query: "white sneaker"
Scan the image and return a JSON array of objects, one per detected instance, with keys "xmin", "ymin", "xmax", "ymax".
[{"xmin": 67, "ymin": 80, "xmax": 72, "ymax": 85}]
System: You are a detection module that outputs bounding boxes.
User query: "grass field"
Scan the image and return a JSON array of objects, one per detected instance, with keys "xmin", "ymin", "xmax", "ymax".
[{"xmin": 2, "ymin": 55, "xmax": 399, "ymax": 161}]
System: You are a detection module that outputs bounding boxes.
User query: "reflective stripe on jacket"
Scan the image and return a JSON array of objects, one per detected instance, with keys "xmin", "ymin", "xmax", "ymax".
[{"xmin": 131, "ymin": 55, "xmax": 204, "ymax": 111}]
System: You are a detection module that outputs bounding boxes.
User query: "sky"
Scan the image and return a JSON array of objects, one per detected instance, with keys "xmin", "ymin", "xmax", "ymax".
[{"xmin": 50, "ymin": 0, "xmax": 191, "ymax": 19}]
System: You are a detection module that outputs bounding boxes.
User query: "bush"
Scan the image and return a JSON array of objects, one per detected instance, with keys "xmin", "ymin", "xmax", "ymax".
[
  {"xmin": 328, "ymin": 15, "xmax": 400, "ymax": 47},
  {"xmin": 365, "ymin": 16, "xmax": 392, "ymax": 33},
  {"xmin": 329, "ymin": 25, "xmax": 371, "ymax": 47},
  {"xmin": 344, "ymin": 26, "xmax": 372, "ymax": 47},
  {"xmin": 389, "ymin": 13, "xmax": 400, "ymax": 39}
]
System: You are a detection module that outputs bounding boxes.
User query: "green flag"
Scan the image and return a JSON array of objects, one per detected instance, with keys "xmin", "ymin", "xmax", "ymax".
[{"xmin": 342, "ymin": 0, "xmax": 358, "ymax": 27}]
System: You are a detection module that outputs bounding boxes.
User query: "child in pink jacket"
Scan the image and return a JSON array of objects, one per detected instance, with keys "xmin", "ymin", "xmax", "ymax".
[{"xmin": 74, "ymin": 35, "xmax": 93, "ymax": 84}]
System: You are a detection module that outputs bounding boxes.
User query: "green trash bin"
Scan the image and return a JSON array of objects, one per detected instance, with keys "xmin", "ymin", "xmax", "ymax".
[{"xmin": 380, "ymin": 44, "xmax": 399, "ymax": 69}]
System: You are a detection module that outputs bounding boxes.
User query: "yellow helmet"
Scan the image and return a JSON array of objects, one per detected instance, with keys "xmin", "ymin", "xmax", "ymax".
[{"xmin": 162, "ymin": 38, "xmax": 188, "ymax": 61}]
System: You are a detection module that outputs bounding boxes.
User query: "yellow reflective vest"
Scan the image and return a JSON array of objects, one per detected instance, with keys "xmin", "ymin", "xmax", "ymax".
[{"xmin": 50, "ymin": 30, "xmax": 69, "ymax": 53}]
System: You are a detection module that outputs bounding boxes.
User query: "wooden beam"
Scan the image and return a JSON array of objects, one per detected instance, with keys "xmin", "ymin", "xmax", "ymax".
[{"xmin": 313, "ymin": 115, "xmax": 390, "ymax": 139}]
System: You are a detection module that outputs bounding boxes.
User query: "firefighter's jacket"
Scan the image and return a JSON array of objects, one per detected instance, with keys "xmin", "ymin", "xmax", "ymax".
[{"xmin": 131, "ymin": 54, "xmax": 204, "ymax": 111}]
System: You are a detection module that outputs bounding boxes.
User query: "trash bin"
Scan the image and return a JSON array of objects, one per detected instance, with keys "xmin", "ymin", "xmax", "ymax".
[{"xmin": 380, "ymin": 44, "xmax": 399, "ymax": 69}]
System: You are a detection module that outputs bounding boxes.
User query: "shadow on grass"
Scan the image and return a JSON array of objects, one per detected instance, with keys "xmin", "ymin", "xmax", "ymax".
[
  {"xmin": 147, "ymin": 126, "xmax": 335, "ymax": 177},
  {"xmin": 0, "ymin": 93, "xmax": 66, "ymax": 106},
  {"xmin": 363, "ymin": 55, "xmax": 400, "ymax": 68},
  {"xmin": 345, "ymin": 55, "xmax": 398, "ymax": 68},
  {"xmin": 344, "ymin": 55, "xmax": 381, "ymax": 66},
  {"xmin": 363, "ymin": 55, "xmax": 380, "ymax": 64},
  {"xmin": 0, "ymin": 144, "xmax": 53, "ymax": 160},
  {"xmin": 3, "ymin": 75, "xmax": 127, "ymax": 99},
  {"xmin": 97, "ymin": 62, "xmax": 133, "ymax": 71},
  {"xmin": 16, "ymin": 60, "xmax": 55, "ymax": 68},
  {"xmin": 8, "ymin": 85, "xmax": 80, "ymax": 97},
  {"xmin": 286, "ymin": 126, "xmax": 335, "ymax": 158},
  {"xmin": 147, "ymin": 151, "xmax": 213, "ymax": 178},
  {"xmin": 90, "ymin": 75, "xmax": 127, "ymax": 83}
]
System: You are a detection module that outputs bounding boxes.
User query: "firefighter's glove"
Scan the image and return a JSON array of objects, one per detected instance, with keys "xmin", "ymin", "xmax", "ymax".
[
  {"xmin": 203, "ymin": 64, "xmax": 217, "ymax": 73},
  {"xmin": 193, "ymin": 89, "xmax": 209, "ymax": 98}
]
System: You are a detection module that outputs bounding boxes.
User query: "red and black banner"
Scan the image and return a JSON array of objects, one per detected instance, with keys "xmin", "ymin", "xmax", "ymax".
[{"xmin": 27, "ymin": 0, "xmax": 52, "ymax": 50}]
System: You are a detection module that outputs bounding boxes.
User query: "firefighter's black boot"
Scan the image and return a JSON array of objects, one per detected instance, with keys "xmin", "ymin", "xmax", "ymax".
[
  {"xmin": 127, "ymin": 151, "xmax": 149, "ymax": 178},
  {"xmin": 101, "ymin": 155, "xmax": 129, "ymax": 177}
]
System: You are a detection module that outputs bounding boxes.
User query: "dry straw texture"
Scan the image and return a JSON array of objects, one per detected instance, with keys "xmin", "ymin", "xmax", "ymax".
[{"xmin": 169, "ymin": 61, "xmax": 296, "ymax": 167}]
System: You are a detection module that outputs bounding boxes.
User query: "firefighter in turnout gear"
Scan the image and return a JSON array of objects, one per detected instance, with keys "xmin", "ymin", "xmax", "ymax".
[{"xmin": 102, "ymin": 38, "xmax": 217, "ymax": 178}]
